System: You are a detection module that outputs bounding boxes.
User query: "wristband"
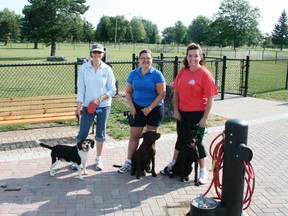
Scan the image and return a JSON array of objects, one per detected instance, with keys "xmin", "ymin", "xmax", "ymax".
[
  {"xmin": 98, "ymin": 97, "xmax": 102, "ymax": 103},
  {"xmin": 148, "ymin": 106, "xmax": 152, "ymax": 111}
]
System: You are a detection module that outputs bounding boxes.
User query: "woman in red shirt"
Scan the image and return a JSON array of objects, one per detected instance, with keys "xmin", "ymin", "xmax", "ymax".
[{"xmin": 161, "ymin": 43, "xmax": 218, "ymax": 184}]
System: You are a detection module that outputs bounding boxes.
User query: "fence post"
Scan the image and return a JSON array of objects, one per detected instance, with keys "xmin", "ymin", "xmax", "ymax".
[
  {"xmin": 74, "ymin": 63, "xmax": 78, "ymax": 94},
  {"xmin": 285, "ymin": 62, "xmax": 288, "ymax": 90},
  {"xmin": 220, "ymin": 56, "xmax": 227, "ymax": 100},
  {"xmin": 173, "ymin": 56, "xmax": 179, "ymax": 79},
  {"xmin": 243, "ymin": 56, "xmax": 250, "ymax": 97},
  {"xmin": 132, "ymin": 53, "xmax": 137, "ymax": 70}
]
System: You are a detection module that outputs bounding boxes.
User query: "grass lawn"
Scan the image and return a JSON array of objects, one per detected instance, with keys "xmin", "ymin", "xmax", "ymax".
[{"xmin": 0, "ymin": 43, "xmax": 287, "ymax": 139}]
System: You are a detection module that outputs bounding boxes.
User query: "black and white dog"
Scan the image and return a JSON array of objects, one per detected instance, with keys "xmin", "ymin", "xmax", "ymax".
[{"xmin": 36, "ymin": 139, "xmax": 94, "ymax": 180}]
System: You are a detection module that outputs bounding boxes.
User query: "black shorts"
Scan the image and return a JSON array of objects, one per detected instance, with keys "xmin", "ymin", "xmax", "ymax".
[
  {"xmin": 131, "ymin": 102, "xmax": 164, "ymax": 127},
  {"xmin": 174, "ymin": 110, "xmax": 207, "ymax": 159}
]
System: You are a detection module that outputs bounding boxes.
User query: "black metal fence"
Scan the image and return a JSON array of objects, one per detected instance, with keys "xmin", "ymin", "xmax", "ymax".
[{"xmin": 0, "ymin": 56, "xmax": 287, "ymax": 115}]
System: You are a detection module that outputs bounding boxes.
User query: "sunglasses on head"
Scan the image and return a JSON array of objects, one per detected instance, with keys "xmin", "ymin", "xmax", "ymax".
[{"xmin": 92, "ymin": 51, "xmax": 102, "ymax": 54}]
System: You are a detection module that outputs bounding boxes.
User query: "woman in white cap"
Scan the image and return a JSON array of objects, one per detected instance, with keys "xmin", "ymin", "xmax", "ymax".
[{"xmin": 72, "ymin": 43, "xmax": 116, "ymax": 171}]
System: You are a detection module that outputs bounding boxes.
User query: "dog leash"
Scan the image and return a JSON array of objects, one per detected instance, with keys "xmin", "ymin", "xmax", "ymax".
[{"xmin": 179, "ymin": 119, "xmax": 207, "ymax": 138}]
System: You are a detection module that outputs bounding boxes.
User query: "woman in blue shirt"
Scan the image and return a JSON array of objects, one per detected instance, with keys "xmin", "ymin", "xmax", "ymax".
[{"xmin": 118, "ymin": 49, "xmax": 166, "ymax": 173}]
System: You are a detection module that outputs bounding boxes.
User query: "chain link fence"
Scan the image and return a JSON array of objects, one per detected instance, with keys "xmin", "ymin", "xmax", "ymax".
[{"xmin": 0, "ymin": 56, "xmax": 287, "ymax": 118}]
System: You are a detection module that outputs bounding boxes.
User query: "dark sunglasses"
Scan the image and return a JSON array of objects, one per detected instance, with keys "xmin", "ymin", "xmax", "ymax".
[{"xmin": 92, "ymin": 51, "xmax": 102, "ymax": 54}]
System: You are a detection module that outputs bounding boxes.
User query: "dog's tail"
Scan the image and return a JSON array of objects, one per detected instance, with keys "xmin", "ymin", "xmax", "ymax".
[{"xmin": 35, "ymin": 139, "xmax": 52, "ymax": 150}]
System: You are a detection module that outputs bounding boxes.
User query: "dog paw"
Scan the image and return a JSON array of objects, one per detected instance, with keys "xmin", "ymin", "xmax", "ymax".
[
  {"xmin": 50, "ymin": 172, "xmax": 55, "ymax": 177},
  {"xmin": 136, "ymin": 175, "xmax": 141, "ymax": 179},
  {"xmin": 152, "ymin": 172, "xmax": 157, "ymax": 177},
  {"xmin": 79, "ymin": 176, "xmax": 83, "ymax": 180},
  {"xmin": 181, "ymin": 177, "xmax": 189, "ymax": 182}
]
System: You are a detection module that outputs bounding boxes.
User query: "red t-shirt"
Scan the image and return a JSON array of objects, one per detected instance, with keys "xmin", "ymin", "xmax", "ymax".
[{"xmin": 173, "ymin": 66, "xmax": 218, "ymax": 112}]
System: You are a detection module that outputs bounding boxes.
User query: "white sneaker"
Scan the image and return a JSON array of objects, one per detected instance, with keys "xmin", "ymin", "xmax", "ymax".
[
  {"xmin": 71, "ymin": 163, "xmax": 79, "ymax": 170},
  {"xmin": 160, "ymin": 160, "xmax": 175, "ymax": 175},
  {"xmin": 95, "ymin": 157, "xmax": 103, "ymax": 171},
  {"xmin": 199, "ymin": 168, "xmax": 209, "ymax": 184},
  {"xmin": 118, "ymin": 160, "xmax": 132, "ymax": 174}
]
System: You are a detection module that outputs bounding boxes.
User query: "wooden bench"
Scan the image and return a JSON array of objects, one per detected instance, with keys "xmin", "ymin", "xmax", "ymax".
[{"xmin": 0, "ymin": 94, "xmax": 78, "ymax": 126}]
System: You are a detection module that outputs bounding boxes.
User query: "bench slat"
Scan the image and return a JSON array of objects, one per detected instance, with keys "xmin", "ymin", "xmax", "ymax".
[
  {"xmin": 0, "ymin": 107, "xmax": 76, "ymax": 117},
  {"xmin": 0, "ymin": 103, "xmax": 76, "ymax": 113},
  {"xmin": 0, "ymin": 94, "xmax": 78, "ymax": 126},
  {"xmin": 0, "ymin": 94, "xmax": 76, "ymax": 103},
  {"xmin": 0, "ymin": 115, "xmax": 77, "ymax": 126},
  {"xmin": 0, "ymin": 112, "xmax": 76, "ymax": 121}
]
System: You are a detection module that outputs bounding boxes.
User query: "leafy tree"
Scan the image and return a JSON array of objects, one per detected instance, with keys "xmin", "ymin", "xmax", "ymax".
[
  {"xmin": 66, "ymin": 14, "xmax": 84, "ymax": 43},
  {"xmin": 0, "ymin": 8, "xmax": 21, "ymax": 45},
  {"xmin": 261, "ymin": 33, "xmax": 273, "ymax": 49},
  {"xmin": 272, "ymin": 9, "xmax": 288, "ymax": 50},
  {"xmin": 215, "ymin": 0, "xmax": 260, "ymax": 49},
  {"xmin": 130, "ymin": 17, "xmax": 146, "ymax": 43},
  {"xmin": 95, "ymin": 15, "xmax": 113, "ymax": 42},
  {"xmin": 82, "ymin": 19, "xmax": 95, "ymax": 43},
  {"xmin": 22, "ymin": 0, "xmax": 89, "ymax": 56},
  {"xmin": 207, "ymin": 17, "xmax": 229, "ymax": 47},
  {"xmin": 188, "ymin": 15, "xmax": 211, "ymax": 44},
  {"xmin": 141, "ymin": 19, "xmax": 160, "ymax": 44},
  {"xmin": 173, "ymin": 21, "xmax": 187, "ymax": 44},
  {"xmin": 161, "ymin": 27, "xmax": 174, "ymax": 44},
  {"xmin": 115, "ymin": 16, "xmax": 132, "ymax": 43}
]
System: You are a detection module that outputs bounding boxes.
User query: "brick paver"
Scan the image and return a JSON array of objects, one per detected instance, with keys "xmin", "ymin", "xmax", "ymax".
[{"xmin": 1, "ymin": 95, "xmax": 288, "ymax": 215}]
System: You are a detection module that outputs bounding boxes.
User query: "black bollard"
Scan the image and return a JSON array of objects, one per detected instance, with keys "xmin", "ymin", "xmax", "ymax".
[{"xmin": 221, "ymin": 119, "xmax": 253, "ymax": 216}]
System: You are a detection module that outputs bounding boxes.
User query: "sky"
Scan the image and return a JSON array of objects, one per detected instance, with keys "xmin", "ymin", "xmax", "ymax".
[{"xmin": 1, "ymin": 0, "xmax": 287, "ymax": 34}]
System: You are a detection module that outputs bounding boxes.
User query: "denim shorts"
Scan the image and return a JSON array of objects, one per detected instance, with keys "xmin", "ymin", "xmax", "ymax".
[
  {"xmin": 131, "ymin": 102, "xmax": 164, "ymax": 127},
  {"xmin": 76, "ymin": 106, "xmax": 111, "ymax": 142}
]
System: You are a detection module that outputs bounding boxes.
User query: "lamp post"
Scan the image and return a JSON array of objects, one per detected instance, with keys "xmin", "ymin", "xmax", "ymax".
[
  {"xmin": 114, "ymin": 13, "xmax": 132, "ymax": 49},
  {"xmin": 114, "ymin": 16, "xmax": 118, "ymax": 48}
]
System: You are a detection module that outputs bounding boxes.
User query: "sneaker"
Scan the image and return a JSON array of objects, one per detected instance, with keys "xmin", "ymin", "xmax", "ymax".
[
  {"xmin": 71, "ymin": 163, "xmax": 78, "ymax": 170},
  {"xmin": 199, "ymin": 168, "xmax": 209, "ymax": 184},
  {"xmin": 160, "ymin": 160, "xmax": 175, "ymax": 175},
  {"xmin": 95, "ymin": 157, "xmax": 103, "ymax": 171},
  {"xmin": 118, "ymin": 160, "xmax": 132, "ymax": 174}
]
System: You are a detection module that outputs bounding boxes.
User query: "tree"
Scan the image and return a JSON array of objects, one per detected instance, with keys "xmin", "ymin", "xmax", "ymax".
[
  {"xmin": 272, "ymin": 9, "xmax": 288, "ymax": 50},
  {"xmin": 95, "ymin": 15, "xmax": 112, "ymax": 42},
  {"xmin": 188, "ymin": 15, "xmax": 211, "ymax": 44},
  {"xmin": 130, "ymin": 17, "xmax": 146, "ymax": 43},
  {"xmin": 261, "ymin": 33, "xmax": 273, "ymax": 49},
  {"xmin": 173, "ymin": 21, "xmax": 187, "ymax": 45},
  {"xmin": 0, "ymin": 8, "xmax": 21, "ymax": 45},
  {"xmin": 82, "ymin": 19, "xmax": 95, "ymax": 43},
  {"xmin": 161, "ymin": 27, "xmax": 174, "ymax": 44},
  {"xmin": 22, "ymin": 0, "xmax": 89, "ymax": 56},
  {"xmin": 141, "ymin": 19, "xmax": 160, "ymax": 44},
  {"xmin": 215, "ymin": 0, "xmax": 260, "ymax": 49}
]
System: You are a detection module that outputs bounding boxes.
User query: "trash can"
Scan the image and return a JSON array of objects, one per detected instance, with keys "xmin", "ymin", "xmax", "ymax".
[{"xmin": 189, "ymin": 196, "xmax": 218, "ymax": 216}]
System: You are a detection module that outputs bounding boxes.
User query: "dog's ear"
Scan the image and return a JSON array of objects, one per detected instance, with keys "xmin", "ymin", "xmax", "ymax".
[
  {"xmin": 77, "ymin": 140, "xmax": 84, "ymax": 150},
  {"xmin": 87, "ymin": 139, "xmax": 95, "ymax": 148},
  {"xmin": 153, "ymin": 132, "xmax": 161, "ymax": 140}
]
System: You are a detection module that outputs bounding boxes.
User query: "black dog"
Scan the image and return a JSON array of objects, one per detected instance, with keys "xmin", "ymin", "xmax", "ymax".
[
  {"xmin": 130, "ymin": 131, "xmax": 161, "ymax": 179},
  {"xmin": 164, "ymin": 129, "xmax": 200, "ymax": 185},
  {"xmin": 36, "ymin": 139, "xmax": 95, "ymax": 180}
]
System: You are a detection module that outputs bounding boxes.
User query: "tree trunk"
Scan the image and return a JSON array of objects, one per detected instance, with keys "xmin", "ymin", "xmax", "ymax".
[
  {"xmin": 33, "ymin": 42, "xmax": 38, "ymax": 49},
  {"xmin": 50, "ymin": 39, "xmax": 56, "ymax": 56}
]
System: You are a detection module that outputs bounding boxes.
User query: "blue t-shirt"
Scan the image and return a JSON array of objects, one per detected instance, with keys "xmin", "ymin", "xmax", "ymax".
[{"xmin": 127, "ymin": 66, "xmax": 165, "ymax": 107}]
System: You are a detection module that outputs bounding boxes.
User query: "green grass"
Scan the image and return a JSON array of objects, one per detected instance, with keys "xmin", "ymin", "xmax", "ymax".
[{"xmin": 0, "ymin": 43, "xmax": 287, "ymax": 138}]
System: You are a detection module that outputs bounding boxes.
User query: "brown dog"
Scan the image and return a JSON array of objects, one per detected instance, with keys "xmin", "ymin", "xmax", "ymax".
[{"xmin": 130, "ymin": 131, "xmax": 161, "ymax": 179}]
